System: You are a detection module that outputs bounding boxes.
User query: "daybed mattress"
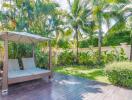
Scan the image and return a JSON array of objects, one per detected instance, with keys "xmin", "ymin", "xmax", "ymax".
[{"xmin": 8, "ymin": 68, "xmax": 50, "ymax": 78}]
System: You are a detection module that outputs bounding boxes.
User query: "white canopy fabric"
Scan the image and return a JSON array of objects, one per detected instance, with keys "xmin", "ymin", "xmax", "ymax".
[{"xmin": 0, "ymin": 31, "xmax": 50, "ymax": 44}]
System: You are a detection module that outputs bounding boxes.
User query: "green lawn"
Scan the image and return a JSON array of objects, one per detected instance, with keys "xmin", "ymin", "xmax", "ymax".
[{"xmin": 54, "ymin": 66, "xmax": 110, "ymax": 83}]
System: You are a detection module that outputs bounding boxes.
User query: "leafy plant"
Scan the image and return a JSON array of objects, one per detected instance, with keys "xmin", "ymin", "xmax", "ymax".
[
  {"xmin": 35, "ymin": 50, "xmax": 49, "ymax": 69},
  {"xmin": 58, "ymin": 50, "xmax": 75, "ymax": 65},
  {"xmin": 103, "ymin": 31, "xmax": 131, "ymax": 46},
  {"xmin": 8, "ymin": 43, "xmax": 32, "ymax": 59},
  {"xmin": 79, "ymin": 37, "xmax": 98, "ymax": 48},
  {"xmin": 57, "ymin": 48, "xmax": 127, "ymax": 66},
  {"xmin": 57, "ymin": 39, "xmax": 70, "ymax": 49},
  {"xmin": 78, "ymin": 52, "xmax": 98, "ymax": 66},
  {"xmin": 101, "ymin": 47, "xmax": 127, "ymax": 64},
  {"xmin": 105, "ymin": 61, "xmax": 132, "ymax": 88}
]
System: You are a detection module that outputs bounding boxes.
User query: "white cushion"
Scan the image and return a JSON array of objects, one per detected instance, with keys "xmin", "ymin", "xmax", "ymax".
[
  {"xmin": 22, "ymin": 57, "xmax": 50, "ymax": 75},
  {"xmin": 22, "ymin": 58, "xmax": 36, "ymax": 69},
  {"xmin": 26, "ymin": 68, "xmax": 51, "ymax": 75},
  {"xmin": 8, "ymin": 70, "xmax": 32, "ymax": 78},
  {"xmin": 8, "ymin": 59, "xmax": 20, "ymax": 71},
  {"xmin": 8, "ymin": 69, "xmax": 50, "ymax": 78}
]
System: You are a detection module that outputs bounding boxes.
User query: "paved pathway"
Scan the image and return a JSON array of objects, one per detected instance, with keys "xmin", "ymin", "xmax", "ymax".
[{"xmin": 0, "ymin": 73, "xmax": 132, "ymax": 100}]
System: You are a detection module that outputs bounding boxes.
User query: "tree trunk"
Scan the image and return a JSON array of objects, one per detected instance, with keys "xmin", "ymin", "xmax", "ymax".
[
  {"xmin": 106, "ymin": 19, "xmax": 110, "ymax": 36},
  {"xmin": 97, "ymin": 13, "xmax": 102, "ymax": 64},
  {"xmin": 75, "ymin": 26, "xmax": 79, "ymax": 64}
]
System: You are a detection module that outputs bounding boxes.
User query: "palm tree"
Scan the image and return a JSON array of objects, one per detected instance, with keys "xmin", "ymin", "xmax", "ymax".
[
  {"xmin": 121, "ymin": 4, "xmax": 132, "ymax": 61},
  {"xmin": 91, "ymin": 0, "xmax": 130, "ymax": 63},
  {"xmin": 92, "ymin": 0, "xmax": 108, "ymax": 64},
  {"xmin": 67, "ymin": 0, "xmax": 92, "ymax": 63},
  {"xmin": 106, "ymin": 2, "xmax": 132, "ymax": 60},
  {"xmin": 48, "ymin": 10, "xmax": 67, "ymax": 47}
]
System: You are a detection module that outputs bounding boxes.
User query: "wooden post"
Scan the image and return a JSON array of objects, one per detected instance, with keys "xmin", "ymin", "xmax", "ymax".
[
  {"xmin": 48, "ymin": 40, "xmax": 52, "ymax": 70},
  {"xmin": 2, "ymin": 32, "xmax": 8, "ymax": 95},
  {"xmin": 32, "ymin": 44, "xmax": 35, "ymax": 60}
]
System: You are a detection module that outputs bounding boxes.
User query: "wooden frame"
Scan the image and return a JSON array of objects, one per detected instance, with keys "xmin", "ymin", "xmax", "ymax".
[
  {"xmin": 1, "ymin": 32, "xmax": 52, "ymax": 95},
  {"xmin": 8, "ymin": 72, "xmax": 51, "ymax": 84},
  {"xmin": 2, "ymin": 32, "xmax": 8, "ymax": 95}
]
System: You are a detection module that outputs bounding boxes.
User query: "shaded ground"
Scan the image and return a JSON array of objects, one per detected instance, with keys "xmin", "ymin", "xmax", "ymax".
[
  {"xmin": 54, "ymin": 66, "xmax": 110, "ymax": 83},
  {"xmin": 0, "ymin": 73, "xmax": 132, "ymax": 100}
]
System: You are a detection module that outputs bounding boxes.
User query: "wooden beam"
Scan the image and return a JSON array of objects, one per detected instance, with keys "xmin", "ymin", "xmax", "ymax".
[
  {"xmin": 32, "ymin": 43, "xmax": 36, "ymax": 65},
  {"xmin": 48, "ymin": 40, "xmax": 52, "ymax": 70},
  {"xmin": 8, "ymin": 71, "xmax": 51, "ymax": 84},
  {"xmin": 2, "ymin": 32, "xmax": 8, "ymax": 95},
  {"xmin": 32, "ymin": 44, "xmax": 35, "ymax": 60}
]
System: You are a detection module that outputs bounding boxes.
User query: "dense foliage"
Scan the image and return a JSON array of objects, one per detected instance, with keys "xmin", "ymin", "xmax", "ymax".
[
  {"xmin": 8, "ymin": 43, "xmax": 32, "ymax": 59},
  {"xmin": 57, "ymin": 39, "xmax": 70, "ymax": 49},
  {"xmin": 105, "ymin": 62, "xmax": 132, "ymax": 88},
  {"xmin": 35, "ymin": 51, "xmax": 49, "ymax": 69},
  {"xmin": 58, "ymin": 50, "xmax": 75, "ymax": 65},
  {"xmin": 103, "ymin": 31, "xmax": 131, "ymax": 46},
  {"xmin": 57, "ymin": 48, "xmax": 127, "ymax": 66},
  {"xmin": 79, "ymin": 37, "xmax": 98, "ymax": 48}
]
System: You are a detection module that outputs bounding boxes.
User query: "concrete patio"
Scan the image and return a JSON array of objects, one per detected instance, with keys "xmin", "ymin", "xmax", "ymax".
[{"xmin": 1, "ymin": 73, "xmax": 132, "ymax": 100}]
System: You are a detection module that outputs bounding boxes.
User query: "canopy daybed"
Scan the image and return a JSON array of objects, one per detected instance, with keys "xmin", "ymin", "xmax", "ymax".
[{"xmin": 0, "ymin": 32, "xmax": 52, "ymax": 95}]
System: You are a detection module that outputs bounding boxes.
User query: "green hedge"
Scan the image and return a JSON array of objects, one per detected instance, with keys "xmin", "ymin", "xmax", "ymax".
[
  {"xmin": 105, "ymin": 62, "xmax": 132, "ymax": 88},
  {"xmin": 57, "ymin": 49, "xmax": 127, "ymax": 66}
]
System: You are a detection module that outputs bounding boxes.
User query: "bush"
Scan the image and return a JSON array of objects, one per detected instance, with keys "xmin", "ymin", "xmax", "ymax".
[
  {"xmin": 35, "ymin": 50, "xmax": 49, "ymax": 69},
  {"xmin": 78, "ymin": 52, "xmax": 98, "ymax": 66},
  {"xmin": 58, "ymin": 39, "xmax": 70, "ymax": 49},
  {"xmin": 57, "ymin": 48, "xmax": 128, "ymax": 66},
  {"xmin": 58, "ymin": 50, "xmax": 75, "ymax": 65},
  {"xmin": 105, "ymin": 62, "xmax": 132, "ymax": 88},
  {"xmin": 101, "ymin": 48, "xmax": 127, "ymax": 64}
]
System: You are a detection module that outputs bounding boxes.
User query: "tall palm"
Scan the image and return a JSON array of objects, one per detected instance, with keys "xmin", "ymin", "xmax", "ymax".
[
  {"xmin": 48, "ymin": 10, "xmax": 67, "ymax": 47},
  {"xmin": 92, "ymin": 0, "xmax": 130, "ymax": 63},
  {"xmin": 67, "ymin": 0, "xmax": 91, "ymax": 63},
  {"xmin": 120, "ymin": 3, "xmax": 132, "ymax": 60},
  {"xmin": 92, "ymin": 0, "xmax": 108, "ymax": 64},
  {"xmin": 106, "ymin": 2, "xmax": 132, "ymax": 60}
]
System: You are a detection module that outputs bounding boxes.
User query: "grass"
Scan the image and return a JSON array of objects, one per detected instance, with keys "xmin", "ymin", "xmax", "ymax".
[{"xmin": 54, "ymin": 65, "xmax": 110, "ymax": 83}]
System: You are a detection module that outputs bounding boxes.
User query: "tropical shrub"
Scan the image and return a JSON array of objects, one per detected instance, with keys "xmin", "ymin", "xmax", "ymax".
[
  {"xmin": 8, "ymin": 43, "xmax": 32, "ymax": 59},
  {"xmin": 58, "ymin": 50, "xmax": 75, "ymax": 65},
  {"xmin": 105, "ymin": 62, "xmax": 132, "ymax": 88},
  {"xmin": 35, "ymin": 50, "xmax": 49, "ymax": 69},
  {"xmin": 58, "ymin": 39, "xmax": 70, "ymax": 49},
  {"xmin": 57, "ymin": 48, "xmax": 127, "ymax": 66},
  {"xmin": 78, "ymin": 52, "xmax": 98, "ymax": 66},
  {"xmin": 101, "ymin": 48, "xmax": 127, "ymax": 64}
]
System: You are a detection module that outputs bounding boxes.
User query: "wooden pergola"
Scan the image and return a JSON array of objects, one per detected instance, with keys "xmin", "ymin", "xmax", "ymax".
[{"xmin": 0, "ymin": 32, "xmax": 52, "ymax": 95}]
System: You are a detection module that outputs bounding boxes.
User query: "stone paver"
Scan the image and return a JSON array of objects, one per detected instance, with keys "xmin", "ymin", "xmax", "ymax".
[{"xmin": 0, "ymin": 73, "xmax": 132, "ymax": 100}]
